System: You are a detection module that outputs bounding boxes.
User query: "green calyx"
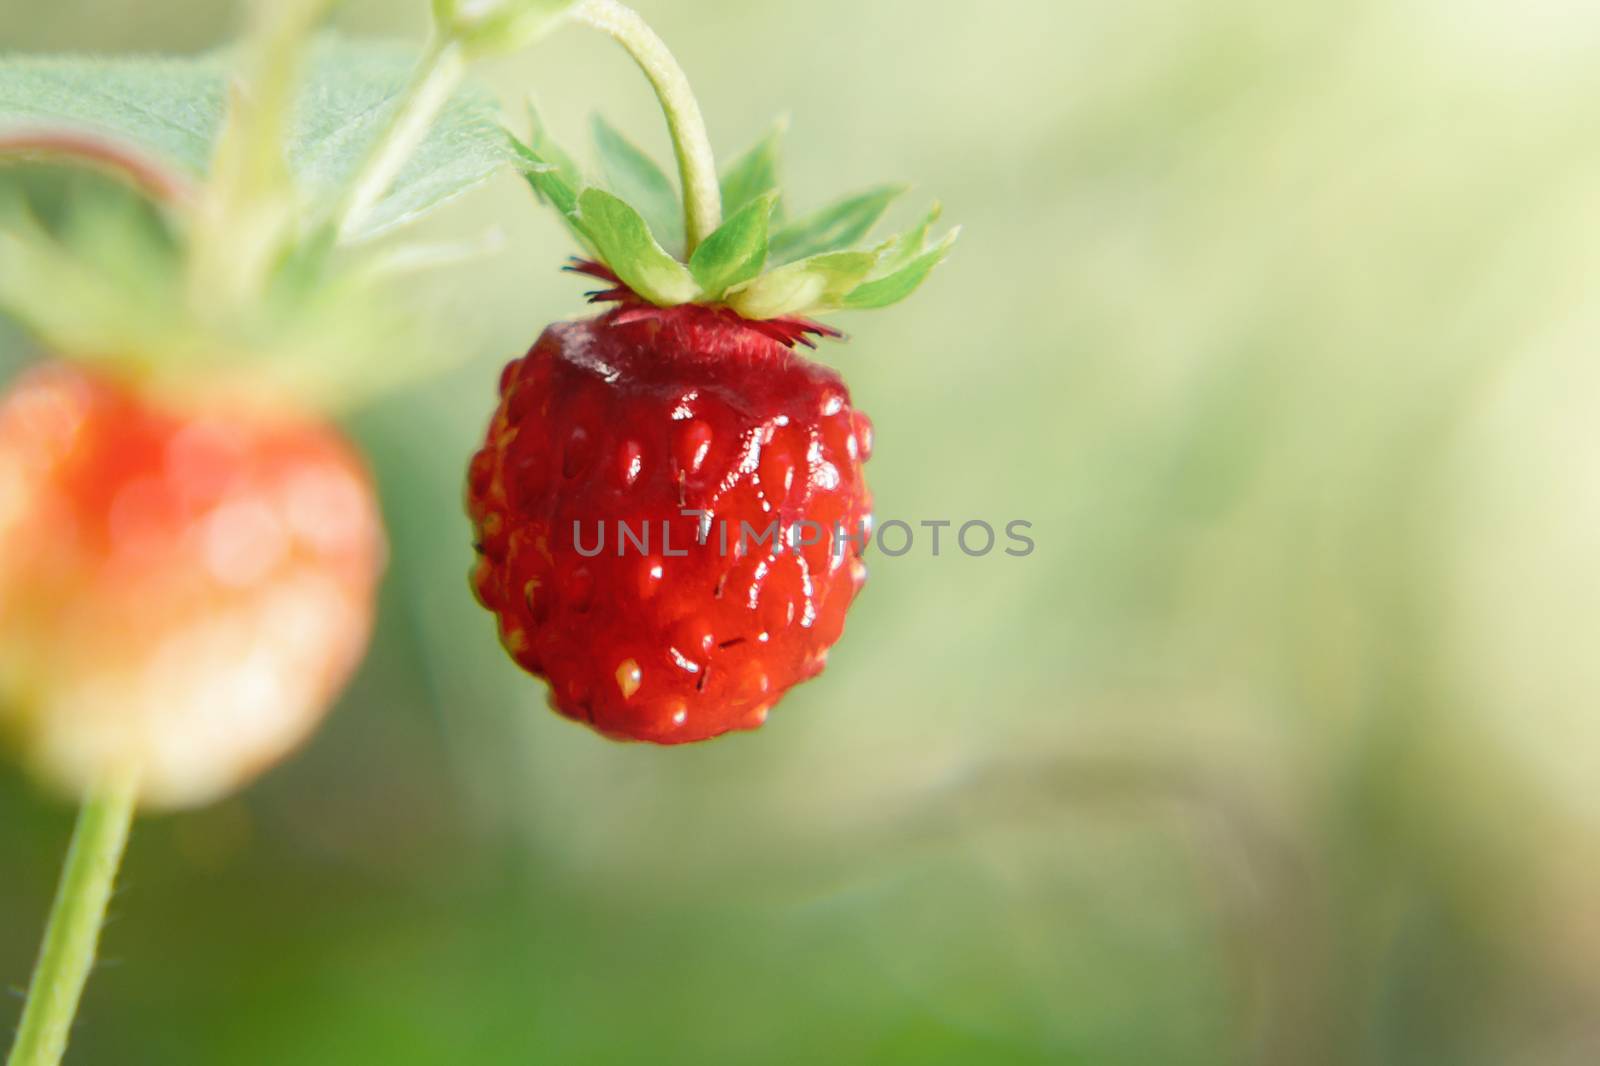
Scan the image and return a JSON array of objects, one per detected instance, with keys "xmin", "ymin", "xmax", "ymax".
[
  {"xmin": 0, "ymin": 176, "xmax": 453, "ymax": 411},
  {"xmin": 0, "ymin": 33, "xmax": 513, "ymax": 411},
  {"xmin": 511, "ymin": 110, "xmax": 958, "ymax": 320}
]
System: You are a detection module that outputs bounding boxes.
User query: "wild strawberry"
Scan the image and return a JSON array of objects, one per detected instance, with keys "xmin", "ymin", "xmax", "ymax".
[
  {"xmin": 0, "ymin": 363, "xmax": 384, "ymax": 808},
  {"xmin": 471, "ymin": 107, "xmax": 955, "ymax": 742},
  {"xmin": 469, "ymin": 280, "xmax": 874, "ymax": 742}
]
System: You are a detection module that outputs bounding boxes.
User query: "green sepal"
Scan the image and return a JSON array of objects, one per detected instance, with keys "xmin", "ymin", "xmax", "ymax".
[
  {"xmin": 510, "ymin": 103, "xmax": 592, "ymax": 251},
  {"xmin": 0, "ymin": 174, "xmax": 464, "ymax": 411},
  {"xmin": 0, "ymin": 183, "xmax": 183, "ymax": 371},
  {"xmin": 719, "ymin": 122, "xmax": 785, "ymax": 223},
  {"xmin": 508, "ymin": 110, "xmax": 955, "ymax": 322},
  {"xmin": 874, "ymin": 202, "xmax": 942, "ymax": 275},
  {"xmin": 574, "ymin": 187, "xmax": 699, "ymax": 306},
  {"xmin": 509, "ymin": 137, "xmax": 577, "ymax": 215},
  {"xmin": 687, "ymin": 190, "xmax": 774, "ymax": 300},
  {"xmin": 591, "ymin": 115, "xmax": 684, "ymax": 255},
  {"xmin": 768, "ymin": 185, "xmax": 906, "ymax": 265},
  {"xmin": 523, "ymin": 99, "xmax": 584, "ymax": 188},
  {"xmin": 725, "ymin": 250, "xmax": 875, "ymax": 320},
  {"xmin": 841, "ymin": 224, "xmax": 959, "ymax": 310}
]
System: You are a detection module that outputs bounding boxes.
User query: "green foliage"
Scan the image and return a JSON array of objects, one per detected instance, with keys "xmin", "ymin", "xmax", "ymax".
[
  {"xmin": 719, "ymin": 123, "xmax": 785, "ymax": 222},
  {"xmin": 0, "ymin": 176, "xmax": 186, "ymax": 369},
  {"xmin": 725, "ymin": 250, "xmax": 875, "ymax": 320},
  {"xmin": 0, "ymin": 55, "xmax": 224, "ymax": 173},
  {"xmin": 523, "ymin": 100, "xmax": 585, "ymax": 187},
  {"xmin": 509, "ymin": 117, "xmax": 955, "ymax": 320},
  {"xmin": 0, "ymin": 37, "xmax": 510, "ymax": 240},
  {"xmin": 0, "ymin": 34, "xmax": 516, "ymax": 410},
  {"xmin": 10, "ymin": 5, "xmax": 1596, "ymax": 1063},
  {"xmin": 0, "ymin": 172, "xmax": 457, "ymax": 409},
  {"xmin": 291, "ymin": 40, "xmax": 507, "ymax": 238},
  {"xmin": 842, "ymin": 225, "xmax": 961, "ymax": 310},
  {"xmin": 509, "ymin": 104, "xmax": 591, "ymax": 251},
  {"xmin": 574, "ymin": 187, "xmax": 699, "ymax": 306},
  {"xmin": 767, "ymin": 185, "xmax": 905, "ymax": 265},
  {"xmin": 687, "ymin": 191, "xmax": 775, "ymax": 299},
  {"xmin": 591, "ymin": 115, "xmax": 683, "ymax": 255},
  {"xmin": 510, "ymin": 137, "xmax": 580, "ymax": 217}
]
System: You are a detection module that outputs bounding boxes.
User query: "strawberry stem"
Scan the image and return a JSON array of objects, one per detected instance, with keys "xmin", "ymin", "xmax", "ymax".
[
  {"xmin": 188, "ymin": 0, "xmax": 332, "ymax": 312},
  {"xmin": 336, "ymin": 33, "xmax": 469, "ymax": 242},
  {"xmin": 570, "ymin": 0, "xmax": 723, "ymax": 255},
  {"xmin": 6, "ymin": 766, "xmax": 139, "ymax": 1066}
]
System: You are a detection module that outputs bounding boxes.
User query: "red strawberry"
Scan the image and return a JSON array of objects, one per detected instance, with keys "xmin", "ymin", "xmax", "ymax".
[
  {"xmin": 485, "ymin": 81, "xmax": 953, "ymax": 742},
  {"xmin": 0, "ymin": 362, "xmax": 385, "ymax": 808},
  {"xmin": 467, "ymin": 279, "xmax": 873, "ymax": 743}
]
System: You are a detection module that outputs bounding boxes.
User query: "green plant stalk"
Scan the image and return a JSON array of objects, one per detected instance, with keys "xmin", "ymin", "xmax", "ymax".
[
  {"xmin": 187, "ymin": 0, "xmax": 334, "ymax": 313},
  {"xmin": 6, "ymin": 767, "xmax": 140, "ymax": 1066},
  {"xmin": 336, "ymin": 35, "xmax": 469, "ymax": 241},
  {"xmin": 570, "ymin": 0, "xmax": 722, "ymax": 254}
]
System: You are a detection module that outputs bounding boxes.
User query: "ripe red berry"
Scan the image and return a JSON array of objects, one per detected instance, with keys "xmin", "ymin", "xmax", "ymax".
[
  {"xmin": 491, "ymin": 103, "xmax": 952, "ymax": 742},
  {"xmin": 467, "ymin": 295, "xmax": 873, "ymax": 743},
  {"xmin": 0, "ymin": 363, "xmax": 385, "ymax": 808}
]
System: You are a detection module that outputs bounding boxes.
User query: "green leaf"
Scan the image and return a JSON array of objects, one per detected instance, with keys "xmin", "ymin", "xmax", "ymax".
[
  {"xmin": 719, "ymin": 122, "xmax": 785, "ymax": 222},
  {"xmin": 575, "ymin": 187, "xmax": 699, "ymax": 306},
  {"xmin": 768, "ymin": 184, "xmax": 906, "ymax": 264},
  {"xmin": 288, "ymin": 40, "xmax": 508, "ymax": 238},
  {"xmin": 591, "ymin": 115, "xmax": 683, "ymax": 255},
  {"xmin": 842, "ymin": 226, "xmax": 959, "ymax": 310},
  {"xmin": 0, "ymin": 36, "xmax": 510, "ymax": 240},
  {"xmin": 688, "ymin": 191, "xmax": 774, "ymax": 300},
  {"xmin": 725, "ymin": 250, "xmax": 876, "ymax": 320},
  {"xmin": 0, "ymin": 54, "xmax": 225, "ymax": 175}
]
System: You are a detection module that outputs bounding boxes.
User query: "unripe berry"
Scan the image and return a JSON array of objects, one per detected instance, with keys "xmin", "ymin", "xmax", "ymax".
[{"xmin": 0, "ymin": 363, "xmax": 385, "ymax": 808}]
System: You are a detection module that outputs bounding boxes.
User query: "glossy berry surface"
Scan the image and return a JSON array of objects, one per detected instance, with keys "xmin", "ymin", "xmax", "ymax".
[
  {"xmin": 0, "ymin": 363, "xmax": 385, "ymax": 808},
  {"xmin": 468, "ymin": 300, "xmax": 873, "ymax": 743}
]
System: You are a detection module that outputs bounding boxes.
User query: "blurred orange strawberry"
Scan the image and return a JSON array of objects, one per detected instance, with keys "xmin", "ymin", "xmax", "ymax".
[{"xmin": 0, "ymin": 362, "xmax": 385, "ymax": 809}]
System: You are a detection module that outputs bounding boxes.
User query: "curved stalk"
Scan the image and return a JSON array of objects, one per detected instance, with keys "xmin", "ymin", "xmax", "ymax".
[
  {"xmin": 6, "ymin": 767, "xmax": 140, "ymax": 1066},
  {"xmin": 571, "ymin": 0, "xmax": 722, "ymax": 254}
]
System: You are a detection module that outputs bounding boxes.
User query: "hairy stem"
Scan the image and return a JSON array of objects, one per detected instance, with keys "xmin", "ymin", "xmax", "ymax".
[
  {"xmin": 336, "ymin": 35, "xmax": 468, "ymax": 241},
  {"xmin": 571, "ymin": 0, "xmax": 722, "ymax": 253},
  {"xmin": 6, "ymin": 767, "xmax": 140, "ymax": 1066}
]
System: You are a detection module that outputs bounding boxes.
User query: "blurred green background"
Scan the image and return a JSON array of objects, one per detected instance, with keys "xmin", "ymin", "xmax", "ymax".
[{"xmin": 5, "ymin": 0, "xmax": 1600, "ymax": 1062}]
